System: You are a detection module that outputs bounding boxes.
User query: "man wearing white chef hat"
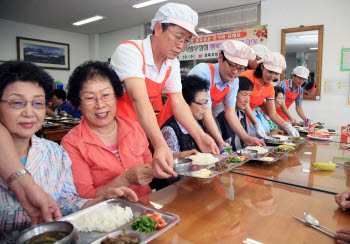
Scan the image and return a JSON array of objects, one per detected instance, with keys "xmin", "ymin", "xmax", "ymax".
[
  {"xmin": 110, "ymin": 3, "xmax": 218, "ymax": 179},
  {"xmin": 248, "ymin": 44, "xmax": 270, "ymax": 70},
  {"xmin": 275, "ymin": 66, "xmax": 310, "ymax": 125},
  {"xmin": 165, "ymin": 40, "xmax": 265, "ymax": 149}
]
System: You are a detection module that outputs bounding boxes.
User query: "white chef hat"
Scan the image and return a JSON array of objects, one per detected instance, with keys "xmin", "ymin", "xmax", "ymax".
[
  {"xmin": 292, "ymin": 66, "xmax": 310, "ymax": 79},
  {"xmin": 219, "ymin": 40, "xmax": 256, "ymax": 66},
  {"xmin": 151, "ymin": 3, "xmax": 198, "ymax": 37},
  {"xmin": 262, "ymin": 52, "xmax": 286, "ymax": 74},
  {"xmin": 252, "ymin": 44, "xmax": 270, "ymax": 58}
]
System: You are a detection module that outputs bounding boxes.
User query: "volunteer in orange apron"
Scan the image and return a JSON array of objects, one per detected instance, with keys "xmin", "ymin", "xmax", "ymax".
[
  {"xmin": 110, "ymin": 3, "xmax": 218, "ymax": 178},
  {"xmin": 247, "ymin": 44, "xmax": 270, "ymax": 70},
  {"xmin": 158, "ymin": 40, "xmax": 264, "ymax": 148},
  {"xmin": 276, "ymin": 66, "xmax": 310, "ymax": 125},
  {"xmin": 240, "ymin": 52, "xmax": 300, "ymax": 137}
]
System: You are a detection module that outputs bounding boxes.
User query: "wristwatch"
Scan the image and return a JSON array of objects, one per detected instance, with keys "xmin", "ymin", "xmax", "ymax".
[{"xmin": 6, "ymin": 169, "xmax": 31, "ymax": 186}]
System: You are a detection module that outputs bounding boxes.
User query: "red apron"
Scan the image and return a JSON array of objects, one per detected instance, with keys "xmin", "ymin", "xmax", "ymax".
[
  {"xmin": 240, "ymin": 70, "xmax": 272, "ymax": 110},
  {"xmin": 308, "ymin": 81, "xmax": 316, "ymax": 95},
  {"xmin": 116, "ymin": 41, "xmax": 172, "ymax": 121},
  {"xmin": 157, "ymin": 63, "xmax": 231, "ymax": 127},
  {"xmin": 276, "ymin": 80, "xmax": 299, "ymax": 121}
]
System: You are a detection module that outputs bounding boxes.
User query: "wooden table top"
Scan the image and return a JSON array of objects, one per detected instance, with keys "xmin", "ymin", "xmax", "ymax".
[
  {"xmin": 141, "ymin": 173, "xmax": 350, "ymax": 244},
  {"xmin": 230, "ymin": 139, "xmax": 350, "ymax": 194}
]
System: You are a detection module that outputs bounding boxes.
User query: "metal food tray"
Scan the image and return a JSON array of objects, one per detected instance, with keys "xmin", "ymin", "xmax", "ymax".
[
  {"xmin": 59, "ymin": 198, "xmax": 180, "ymax": 244},
  {"xmin": 178, "ymin": 154, "xmax": 251, "ymax": 179},
  {"xmin": 253, "ymin": 147, "xmax": 292, "ymax": 164},
  {"xmin": 45, "ymin": 116, "xmax": 70, "ymax": 121},
  {"xmin": 60, "ymin": 120, "xmax": 80, "ymax": 125},
  {"xmin": 264, "ymin": 136, "xmax": 306, "ymax": 147}
]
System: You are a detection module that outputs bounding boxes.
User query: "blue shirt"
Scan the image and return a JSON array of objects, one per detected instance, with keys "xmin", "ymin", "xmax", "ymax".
[
  {"xmin": 20, "ymin": 157, "xmax": 26, "ymax": 166},
  {"xmin": 277, "ymin": 79, "xmax": 304, "ymax": 106},
  {"xmin": 54, "ymin": 101, "xmax": 74, "ymax": 116},
  {"xmin": 188, "ymin": 63, "xmax": 239, "ymax": 108}
]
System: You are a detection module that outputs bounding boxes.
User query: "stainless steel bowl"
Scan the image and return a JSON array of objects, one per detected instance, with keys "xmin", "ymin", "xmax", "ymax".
[
  {"xmin": 15, "ymin": 221, "xmax": 74, "ymax": 244},
  {"xmin": 264, "ymin": 137, "xmax": 281, "ymax": 144},
  {"xmin": 173, "ymin": 158, "xmax": 192, "ymax": 173},
  {"xmin": 236, "ymin": 149, "xmax": 258, "ymax": 158}
]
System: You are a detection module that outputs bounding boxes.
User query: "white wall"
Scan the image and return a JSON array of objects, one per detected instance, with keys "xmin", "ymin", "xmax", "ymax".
[
  {"xmin": 0, "ymin": 18, "xmax": 89, "ymax": 87},
  {"xmin": 98, "ymin": 24, "xmax": 144, "ymax": 62},
  {"xmin": 261, "ymin": 0, "xmax": 350, "ymax": 127}
]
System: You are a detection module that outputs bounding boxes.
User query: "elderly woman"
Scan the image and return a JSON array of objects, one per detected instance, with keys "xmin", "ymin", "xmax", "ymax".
[
  {"xmin": 0, "ymin": 61, "xmax": 137, "ymax": 234},
  {"xmin": 61, "ymin": 61, "xmax": 154, "ymax": 199}
]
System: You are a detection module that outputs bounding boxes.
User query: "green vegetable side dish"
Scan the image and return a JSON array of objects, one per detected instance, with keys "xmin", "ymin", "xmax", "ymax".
[
  {"xmin": 274, "ymin": 148, "xmax": 287, "ymax": 153},
  {"xmin": 226, "ymin": 156, "xmax": 242, "ymax": 164},
  {"xmin": 291, "ymin": 137, "xmax": 302, "ymax": 141},
  {"xmin": 131, "ymin": 216, "xmax": 157, "ymax": 233}
]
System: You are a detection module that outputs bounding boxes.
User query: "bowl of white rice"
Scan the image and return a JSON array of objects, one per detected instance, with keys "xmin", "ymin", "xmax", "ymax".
[{"xmin": 188, "ymin": 153, "xmax": 220, "ymax": 165}]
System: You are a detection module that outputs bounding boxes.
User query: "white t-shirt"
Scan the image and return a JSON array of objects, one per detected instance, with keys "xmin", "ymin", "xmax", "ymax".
[{"xmin": 110, "ymin": 35, "xmax": 182, "ymax": 94}]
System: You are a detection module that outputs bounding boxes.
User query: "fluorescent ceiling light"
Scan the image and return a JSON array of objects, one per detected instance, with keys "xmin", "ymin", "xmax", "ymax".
[
  {"xmin": 198, "ymin": 28, "xmax": 212, "ymax": 34},
  {"xmin": 309, "ymin": 47, "xmax": 318, "ymax": 50},
  {"xmin": 73, "ymin": 15, "xmax": 104, "ymax": 26},
  {"xmin": 298, "ymin": 34, "xmax": 318, "ymax": 38},
  {"xmin": 131, "ymin": 0, "xmax": 167, "ymax": 8}
]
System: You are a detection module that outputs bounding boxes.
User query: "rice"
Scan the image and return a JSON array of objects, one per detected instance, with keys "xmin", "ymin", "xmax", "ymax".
[
  {"xmin": 188, "ymin": 153, "xmax": 219, "ymax": 165},
  {"xmin": 72, "ymin": 205, "xmax": 133, "ymax": 232},
  {"xmin": 245, "ymin": 146, "xmax": 268, "ymax": 154},
  {"xmin": 272, "ymin": 135, "xmax": 289, "ymax": 141}
]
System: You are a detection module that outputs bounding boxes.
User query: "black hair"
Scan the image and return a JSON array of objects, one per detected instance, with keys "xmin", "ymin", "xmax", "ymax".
[
  {"xmin": 182, "ymin": 75, "xmax": 210, "ymax": 105},
  {"xmin": 254, "ymin": 63, "xmax": 263, "ymax": 78},
  {"xmin": 274, "ymin": 85, "xmax": 285, "ymax": 98},
  {"xmin": 152, "ymin": 23, "xmax": 176, "ymax": 35},
  {"xmin": 238, "ymin": 76, "xmax": 254, "ymax": 92},
  {"xmin": 67, "ymin": 61, "xmax": 124, "ymax": 107},
  {"xmin": 221, "ymin": 51, "xmax": 228, "ymax": 62},
  {"xmin": 0, "ymin": 60, "xmax": 53, "ymax": 100},
  {"xmin": 53, "ymin": 89, "xmax": 66, "ymax": 101}
]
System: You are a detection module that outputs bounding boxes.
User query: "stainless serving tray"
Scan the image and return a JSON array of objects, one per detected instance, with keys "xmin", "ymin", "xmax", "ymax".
[
  {"xmin": 264, "ymin": 136, "xmax": 306, "ymax": 147},
  {"xmin": 178, "ymin": 154, "xmax": 251, "ymax": 179},
  {"xmin": 59, "ymin": 198, "xmax": 180, "ymax": 244},
  {"xmin": 252, "ymin": 147, "xmax": 292, "ymax": 164}
]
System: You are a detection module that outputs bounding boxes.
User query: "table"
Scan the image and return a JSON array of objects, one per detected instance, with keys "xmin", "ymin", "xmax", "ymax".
[
  {"xmin": 231, "ymin": 139, "xmax": 350, "ymax": 194},
  {"xmin": 141, "ymin": 173, "xmax": 350, "ymax": 243},
  {"xmin": 38, "ymin": 124, "xmax": 77, "ymax": 142}
]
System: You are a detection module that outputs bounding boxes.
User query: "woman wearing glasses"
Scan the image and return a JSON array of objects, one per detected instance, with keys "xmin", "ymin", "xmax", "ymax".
[
  {"xmin": 61, "ymin": 61, "xmax": 154, "ymax": 199},
  {"xmin": 0, "ymin": 61, "xmax": 137, "ymax": 234}
]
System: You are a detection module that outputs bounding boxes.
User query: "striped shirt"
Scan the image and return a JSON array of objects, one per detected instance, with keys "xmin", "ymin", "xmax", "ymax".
[{"xmin": 0, "ymin": 135, "xmax": 89, "ymax": 233}]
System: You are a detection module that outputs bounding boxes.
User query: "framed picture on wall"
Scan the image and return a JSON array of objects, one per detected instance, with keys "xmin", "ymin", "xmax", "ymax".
[{"xmin": 16, "ymin": 37, "xmax": 70, "ymax": 70}]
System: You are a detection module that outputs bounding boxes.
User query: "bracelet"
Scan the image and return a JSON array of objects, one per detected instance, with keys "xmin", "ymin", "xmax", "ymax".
[{"xmin": 6, "ymin": 169, "xmax": 31, "ymax": 187}]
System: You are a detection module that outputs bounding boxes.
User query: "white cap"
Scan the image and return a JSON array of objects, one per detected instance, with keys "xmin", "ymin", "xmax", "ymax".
[
  {"xmin": 292, "ymin": 66, "xmax": 310, "ymax": 79},
  {"xmin": 252, "ymin": 44, "xmax": 270, "ymax": 58},
  {"xmin": 219, "ymin": 40, "xmax": 256, "ymax": 66},
  {"xmin": 151, "ymin": 3, "xmax": 198, "ymax": 37},
  {"xmin": 262, "ymin": 52, "xmax": 286, "ymax": 74}
]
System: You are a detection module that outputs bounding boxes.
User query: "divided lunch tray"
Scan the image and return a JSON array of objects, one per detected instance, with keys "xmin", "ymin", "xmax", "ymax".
[
  {"xmin": 178, "ymin": 154, "xmax": 251, "ymax": 179},
  {"xmin": 246, "ymin": 146, "xmax": 292, "ymax": 164},
  {"xmin": 60, "ymin": 199, "xmax": 180, "ymax": 244},
  {"xmin": 264, "ymin": 136, "xmax": 306, "ymax": 147}
]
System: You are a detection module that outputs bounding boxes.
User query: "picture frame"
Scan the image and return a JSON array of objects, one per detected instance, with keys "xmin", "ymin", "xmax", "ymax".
[{"xmin": 17, "ymin": 37, "xmax": 70, "ymax": 70}]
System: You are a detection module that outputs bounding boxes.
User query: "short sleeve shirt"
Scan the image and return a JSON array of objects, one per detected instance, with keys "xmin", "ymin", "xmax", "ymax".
[
  {"xmin": 187, "ymin": 63, "xmax": 239, "ymax": 108},
  {"xmin": 277, "ymin": 79, "xmax": 303, "ymax": 106},
  {"xmin": 110, "ymin": 35, "xmax": 182, "ymax": 94}
]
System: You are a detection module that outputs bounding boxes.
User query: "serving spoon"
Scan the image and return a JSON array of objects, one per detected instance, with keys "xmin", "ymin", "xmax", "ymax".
[{"xmin": 303, "ymin": 213, "xmax": 336, "ymax": 234}]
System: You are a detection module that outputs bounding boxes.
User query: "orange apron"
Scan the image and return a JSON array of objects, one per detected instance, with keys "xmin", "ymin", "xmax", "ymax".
[
  {"xmin": 157, "ymin": 63, "xmax": 231, "ymax": 127},
  {"xmin": 241, "ymin": 70, "xmax": 272, "ymax": 110},
  {"xmin": 276, "ymin": 80, "xmax": 299, "ymax": 121},
  {"xmin": 308, "ymin": 81, "xmax": 316, "ymax": 95},
  {"xmin": 116, "ymin": 41, "xmax": 172, "ymax": 121}
]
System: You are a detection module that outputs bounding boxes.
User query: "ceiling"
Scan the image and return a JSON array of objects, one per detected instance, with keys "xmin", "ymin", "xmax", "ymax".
[
  {"xmin": 0, "ymin": 0, "xmax": 260, "ymax": 35},
  {"xmin": 285, "ymin": 30, "xmax": 319, "ymax": 53}
]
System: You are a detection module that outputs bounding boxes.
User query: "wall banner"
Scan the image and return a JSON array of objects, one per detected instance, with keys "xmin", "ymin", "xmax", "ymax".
[{"xmin": 179, "ymin": 25, "xmax": 268, "ymax": 61}]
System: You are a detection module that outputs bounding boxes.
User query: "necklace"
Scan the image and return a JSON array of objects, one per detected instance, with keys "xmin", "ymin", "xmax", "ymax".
[{"xmin": 91, "ymin": 119, "xmax": 117, "ymax": 137}]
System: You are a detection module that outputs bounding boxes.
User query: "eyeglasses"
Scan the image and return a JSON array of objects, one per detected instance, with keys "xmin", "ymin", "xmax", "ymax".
[
  {"xmin": 192, "ymin": 100, "xmax": 208, "ymax": 107},
  {"xmin": 167, "ymin": 28, "xmax": 193, "ymax": 46},
  {"xmin": 0, "ymin": 98, "xmax": 45, "ymax": 109},
  {"xmin": 225, "ymin": 60, "xmax": 246, "ymax": 72},
  {"xmin": 81, "ymin": 93, "xmax": 115, "ymax": 105}
]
